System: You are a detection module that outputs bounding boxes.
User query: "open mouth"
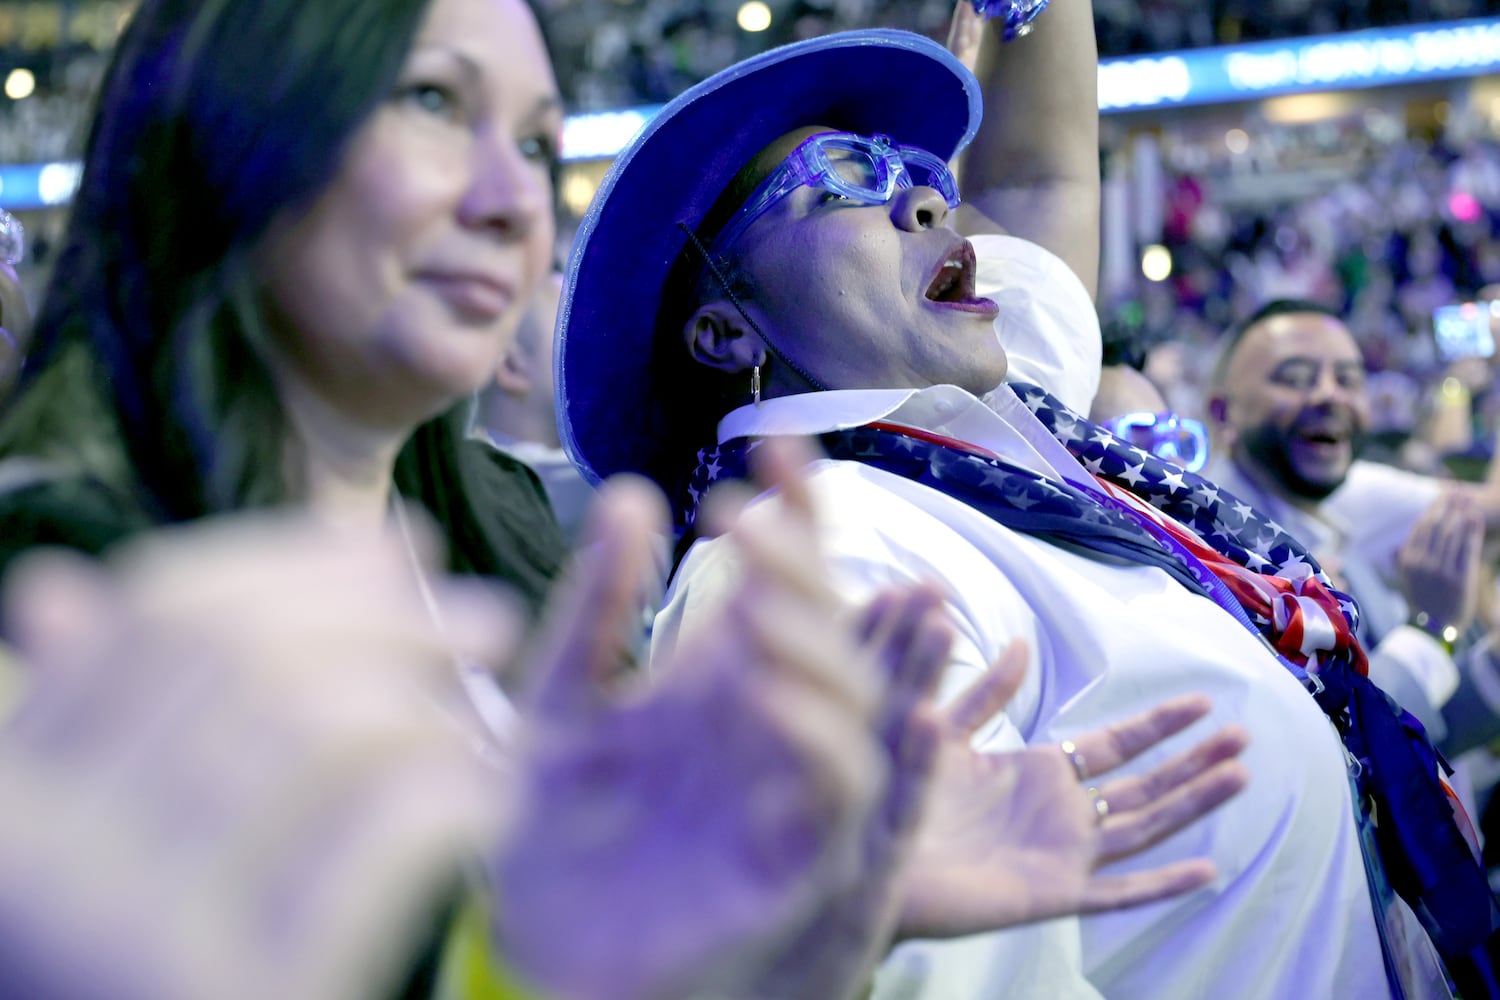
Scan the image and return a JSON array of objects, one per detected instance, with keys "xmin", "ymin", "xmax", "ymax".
[
  {"xmin": 1291, "ymin": 425, "xmax": 1350, "ymax": 456},
  {"xmin": 926, "ymin": 242, "xmax": 977, "ymax": 302},
  {"xmin": 923, "ymin": 240, "xmax": 999, "ymax": 316}
]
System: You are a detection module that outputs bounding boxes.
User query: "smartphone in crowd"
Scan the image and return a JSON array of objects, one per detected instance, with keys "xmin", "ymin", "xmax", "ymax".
[{"xmin": 1433, "ymin": 301, "xmax": 1498, "ymax": 362}]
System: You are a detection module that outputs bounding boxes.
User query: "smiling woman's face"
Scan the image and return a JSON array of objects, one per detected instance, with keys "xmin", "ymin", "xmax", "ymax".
[{"xmin": 256, "ymin": 0, "xmax": 560, "ymax": 430}]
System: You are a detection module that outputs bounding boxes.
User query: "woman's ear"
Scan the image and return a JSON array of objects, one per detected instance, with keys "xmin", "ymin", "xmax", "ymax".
[{"xmin": 683, "ymin": 302, "xmax": 763, "ymax": 374}]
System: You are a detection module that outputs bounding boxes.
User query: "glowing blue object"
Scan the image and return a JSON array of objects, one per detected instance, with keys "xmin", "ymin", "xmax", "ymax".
[{"xmin": 971, "ymin": 0, "xmax": 1053, "ymax": 41}]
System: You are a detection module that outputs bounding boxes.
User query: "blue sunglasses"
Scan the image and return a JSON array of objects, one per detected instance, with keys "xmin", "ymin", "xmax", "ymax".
[
  {"xmin": 709, "ymin": 131, "xmax": 960, "ymax": 257},
  {"xmin": 1100, "ymin": 411, "xmax": 1210, "ymax": 473}
]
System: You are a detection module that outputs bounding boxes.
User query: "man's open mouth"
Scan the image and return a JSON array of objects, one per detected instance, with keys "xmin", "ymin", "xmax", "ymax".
[{"xmin": 1291, "ymin": 422, "xmax": 1351, "ymax": 455}]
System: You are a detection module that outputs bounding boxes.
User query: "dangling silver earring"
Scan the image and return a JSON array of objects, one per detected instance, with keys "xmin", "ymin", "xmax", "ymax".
[{"xmin": 751, "ymin": 364, "xmax": 762, "ymax": 406}]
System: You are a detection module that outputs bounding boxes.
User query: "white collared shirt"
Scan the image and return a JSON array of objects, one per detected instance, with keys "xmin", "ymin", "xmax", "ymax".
[
  {"xmin": 719, "ymin": 384, "xmax": 1086, "ymax": 489},
  {"xmin": 657, "ymin": 387, "xmax": 1389, "ymax": 999},
  {"xmin": 651, "ymin": 238, "xmax": 1390, "ymax": 999}
]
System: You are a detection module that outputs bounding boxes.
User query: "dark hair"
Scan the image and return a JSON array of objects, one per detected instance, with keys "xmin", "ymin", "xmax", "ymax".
[
  {"xmin": 647, "ymin": 145, "xmax": 775, "ymax": 509},
  {"xmin": 1210, "ymin": 298, "xmax": 1344, "ymax": 389},
  {"xmin": 0, "ymin": 0, "xmax": 550, "ymax": 582}
]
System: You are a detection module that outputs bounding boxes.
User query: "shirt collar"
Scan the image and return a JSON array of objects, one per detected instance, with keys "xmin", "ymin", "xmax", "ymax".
[
  {"xmin": 718, "ymin": 384, "xmax": 1098, "ymax": 492},
  {"xmin": 476, "ymin": 431, "xmax": 569, "ymax": 468}
]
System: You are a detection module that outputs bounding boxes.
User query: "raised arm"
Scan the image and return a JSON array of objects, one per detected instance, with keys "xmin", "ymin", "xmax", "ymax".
[{"xmin": 951, "ymin": 0, "xmax": 1101, "ymax": 299}]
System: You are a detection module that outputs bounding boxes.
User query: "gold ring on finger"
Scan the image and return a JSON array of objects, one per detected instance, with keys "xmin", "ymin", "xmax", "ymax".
[{"xmin": 1087, "ymin": 786, "xmax": 1109, "ymax": 824}]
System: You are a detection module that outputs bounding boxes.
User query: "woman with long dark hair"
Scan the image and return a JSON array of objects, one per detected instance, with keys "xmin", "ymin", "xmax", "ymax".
[{"xmin": 0, "ymin": 0, "xmax": 563, "ymax": 617}]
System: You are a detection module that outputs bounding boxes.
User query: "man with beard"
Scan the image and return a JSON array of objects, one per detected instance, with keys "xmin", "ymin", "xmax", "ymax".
[{"xmin": 1207, "ymin": 299, "xmax": 1500, "ymax": 758}]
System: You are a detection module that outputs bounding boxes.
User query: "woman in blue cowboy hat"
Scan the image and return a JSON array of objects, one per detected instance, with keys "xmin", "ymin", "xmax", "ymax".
[{"xmin": 557, "ymin": 3, "xmax": 1499, "ymax": 998}]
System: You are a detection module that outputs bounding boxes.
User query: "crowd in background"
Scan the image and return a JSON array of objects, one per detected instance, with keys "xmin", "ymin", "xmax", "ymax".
[
  {"xmin": 1112, "ymin": 122, "xmax": 1500, "ymax": 481},
  {"xmin": 530, "ymin": 0, "xmax": 1500, "ymax": 108},
  {"xmin": 2, "ymin": 0, "xmax": 1499, "ymax": 157}
]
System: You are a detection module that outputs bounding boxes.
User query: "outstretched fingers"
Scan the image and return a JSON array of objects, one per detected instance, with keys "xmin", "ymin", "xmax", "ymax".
[
  {"xmin": 1065, "ymin": 694, "xmax": 1213, "ymax": 780},
  {"xmin": 1078, "ymin": 859, "xmax": 1219, "ymax": 915},
  {"xmin": 858, "ymin": 583, "xmax": 953, "ymax": 709},
  {"xmin": 731, "ymin": 581, "xmax": 877, "ymax": 720},
  {"xmin": 713, "ymin": 439, "xmax": 885, "ymax": 718},
  {"xmin": 739, "ymin": 659, "xmax": 888, "ymax": 834},
  {"xmin": 747, "ymin": 436, "xmax": 823, "ymax": 523},
  {"xmin": 942, "ymin": 639, "xmax": 1029, "ymax": 740},
  {"xmin": 1095, "ymin": 729, "xmax": 1250, "ymax": 863},
  {"xmin": 856, "ymin": 585, "xmax": 955, "ymax": 830},
  {"xmin": 1441, "ymin": 495, "xmax": 1484, "ymax": 584}
]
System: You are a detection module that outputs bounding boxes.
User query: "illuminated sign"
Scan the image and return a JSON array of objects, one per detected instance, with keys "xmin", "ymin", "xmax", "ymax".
[
  {"xmin": 560, "ymin": 105, "xmax": 664, "ymax": 162},
  {"xmin": 561, "ymin": 16, "xmax": 1500, "ymax": 149},
  {"xmin": 1100, "ymin": 17, "xmax": 1500, "ymax": 111},
  {"xmin": 0, "ymin": 160, "xmax": 81, "ymax": 210}
]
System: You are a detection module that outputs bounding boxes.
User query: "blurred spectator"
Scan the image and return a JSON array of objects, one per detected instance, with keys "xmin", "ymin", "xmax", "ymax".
[
  {"xmin": 473, "ymin": 272, "xmax": 595, "ymax": 542},
  {"xmin": 1204, "ymin": 300, "xmax": 1500, "ymax": 768},
  {"xmin": 1112, "ymin": 120, "xmax": 1500, "ymax": 474}
]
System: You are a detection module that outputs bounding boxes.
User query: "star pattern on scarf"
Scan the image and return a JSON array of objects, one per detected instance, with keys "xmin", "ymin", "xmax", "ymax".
[
  {"xmin": 1005, "ymin": 381, "xmax": 1358, "ymax": 637},
  {"xmin": 677, "ymin": 387, "xmax": 1492, "ymax": 962},
  {"xmin": 681, "ymin": 382, "xmax": 1363, "ymax": 645}
]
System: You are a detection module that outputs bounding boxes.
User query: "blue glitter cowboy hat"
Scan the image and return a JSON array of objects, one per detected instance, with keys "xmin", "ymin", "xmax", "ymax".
[{"xmin": 555, "ymin": 29, "xmax": 982, "ymax": 490}]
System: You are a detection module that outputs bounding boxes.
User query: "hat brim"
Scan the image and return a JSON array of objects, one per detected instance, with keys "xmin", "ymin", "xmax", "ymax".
[{"xmin": 556, "ymin": 29, "xmax": 982, "ymax": 488}]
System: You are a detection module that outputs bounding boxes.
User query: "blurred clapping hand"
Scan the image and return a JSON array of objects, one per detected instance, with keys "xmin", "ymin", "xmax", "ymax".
[
  {"xmin": 0, "ymin": 513, "xmax": 517, "ymax": 1000},
  {"xmin": 1397, "ymin": 489, "xmax": 1485, "ymax": 640},
  {"xmin": 0, "ymin": 441, "xmax": 952, "ymax": 1000},
  {"xmin": 492, "ymin": 438, "xmax": 950, "ymax": 999},
  {"xmin": 0, "ymin": 438, "xmax": 1252, "ymax": 1000},
  {"xmin": 494, "ymin": 437, "xmax": 1249, "ymax": 999}
]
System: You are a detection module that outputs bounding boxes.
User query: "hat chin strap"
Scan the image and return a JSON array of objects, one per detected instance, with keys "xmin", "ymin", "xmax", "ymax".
[
  {"xmin": 758, "ymin": 332, "xmax": 829, "ymax": 394},
  {"xmin": 677, "ymin": 222, "xmax": 830, "ymax": 396}
]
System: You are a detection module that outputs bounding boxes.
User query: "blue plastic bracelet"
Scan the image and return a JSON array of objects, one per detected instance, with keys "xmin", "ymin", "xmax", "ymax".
[{"xmin": 971, "ymin": 0, "xmax": 1053, "ymax": 41}]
